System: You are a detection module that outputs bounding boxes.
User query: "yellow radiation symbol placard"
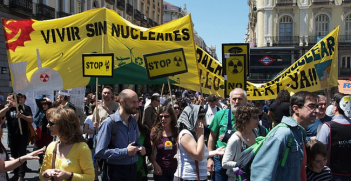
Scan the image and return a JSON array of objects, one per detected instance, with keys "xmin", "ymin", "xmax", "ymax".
[
  {"xmin": 82, "ymin": 53, "xmax": 114, "ymax": 77},
  {"xmin": 223, "ymin": 54, "xmax": 246, "ymax": 97},
  {"xmin": 144, "ymin": 48, "xmax": 188, "ymax": 80},
  {"xmin": 223, "ymin": 43, "xmax": 250, "ymax": 76}
]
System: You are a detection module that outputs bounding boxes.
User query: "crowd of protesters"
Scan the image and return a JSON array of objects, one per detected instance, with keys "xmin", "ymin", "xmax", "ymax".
[{"xmin": 0, "ymin": 86, "xmax": 349, "ymax": 181}]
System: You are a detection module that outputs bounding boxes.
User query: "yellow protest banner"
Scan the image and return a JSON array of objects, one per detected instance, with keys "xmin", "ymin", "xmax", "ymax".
[
  {"xmin": 175, "ymin": 46, "xmax": 225, "ymax": 97},
  {"xmin": 178, "ymin": 27, "xmax": 339, "ymax": 100},
  {"xmin": 247, "ymin": 26, "xmax": 339, "ymax": 100},
  {"xmin": 2, "ymin": 8, "xmax": 198, "ymax": 92},
  {"xmin": 223, "ymin": 54, "xmax": 246, "ymax": 97},
  {"xmin": 82, "ymin": 53, "xmax": 114, "ymax": 77},
  {"xmin": 144, "ymin": 48, "xmax": 187, "ymax": 80}
]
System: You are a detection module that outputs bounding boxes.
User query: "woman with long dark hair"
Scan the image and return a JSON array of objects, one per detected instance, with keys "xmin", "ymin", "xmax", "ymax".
[
  {"xmin": 268, "ymin": 90, "xmax": 291, "ymax": 126},
  {"xmin": 149, "ymin": 104, "xmax": 178, "ymax": 181}
]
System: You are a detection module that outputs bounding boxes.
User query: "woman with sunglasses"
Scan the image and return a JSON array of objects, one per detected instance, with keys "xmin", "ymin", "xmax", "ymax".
[
  {"xmin": 39, "ymin": 106, "xmax": 94, "ymax": 181},
  {"xmin": 173, "ymin": 102, "xmax": 182, "ymax": 119},
  {"xmin": 222, "ymin": 105, "xmax": 260, "ymax": 181},
  {"xmin": 174, "ymin": 105, "xmax": 225, "ymax": 181},
  {"xmin": 149, "ymin": 104, "xmax": 178, "ymax": 181}
]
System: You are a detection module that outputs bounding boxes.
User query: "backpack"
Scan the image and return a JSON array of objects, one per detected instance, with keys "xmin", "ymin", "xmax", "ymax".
[{"xmin": 234, "ymin": 123, "xmax": 293, "ymax": 181}]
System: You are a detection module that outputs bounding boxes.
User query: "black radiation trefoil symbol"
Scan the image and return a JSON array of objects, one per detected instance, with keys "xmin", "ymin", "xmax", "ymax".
[
  {"xmin": 174, "ymin": 56, "xmax": 182, "ymax": 67},
  {"xmin": 228, "ymin": 59, "xmax": 243, "ymax": 74}
]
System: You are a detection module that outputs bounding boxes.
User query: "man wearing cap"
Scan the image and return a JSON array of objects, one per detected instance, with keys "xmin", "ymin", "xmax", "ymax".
[
  {"xmin": 33, "ymin": 95, "xmax": 53, "ymax": 170},
  {"xmin": 142, "ymin": 93, "xmax": 160, "ymax": 130}
]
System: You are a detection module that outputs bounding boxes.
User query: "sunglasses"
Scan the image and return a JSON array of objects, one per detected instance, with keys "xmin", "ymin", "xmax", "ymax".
[
  {"xmin": 48, "ymin": 120, "xmax": 55, "ymax": 126},
  {"xmin": 198, "ymin": 115, "xmax": 206, "ymax": 120},
  {"xmin": 174, "ymin": 107, "xmax": 180, "ymax": 110},
  {"xmin": 252, "ymin": 115, "xmax": 259, "ymax": 120},
  {"xmin": 159, "ymin": 115, "xmax": 171, "ymax": 119}
]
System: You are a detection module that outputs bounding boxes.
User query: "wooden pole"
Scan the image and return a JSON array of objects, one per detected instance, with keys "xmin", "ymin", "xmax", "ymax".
[
  {"xmin": 167, "ymin": 77, "xmax": 173, "ymax": 108},
  {"xmin": 94, "ymin": 78, "xmax": 99, "ymax": 123}
]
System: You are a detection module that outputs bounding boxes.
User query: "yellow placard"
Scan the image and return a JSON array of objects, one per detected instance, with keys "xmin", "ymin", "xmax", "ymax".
[
  {"xmin": 223, "ymin": 54, "xmax": 246, "ymax": 97},
  {"xmin": 222, "ymin": 43, "xmax": 249, "ymax": 76},
  {"xmin": 144, "ymin": 48, "xmax": 188, "ymax": 80},
  {"xmin": 82, "ymin": 53, "xmax": 114, "ymax": 77}
]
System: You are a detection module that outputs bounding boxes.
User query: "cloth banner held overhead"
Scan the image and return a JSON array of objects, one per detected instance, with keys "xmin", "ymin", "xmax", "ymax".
[
  {"xmin": 178, "ymin": 45, "xmax": 225, "ymax": 97},
  {"xmin": 2, "ymin": 8, "xmax": 199, "ymax": 92},
  {"xmin": 247, "ymin": 27, "xmax": 339, "ymax": 100},
  {"xmin": 179, "ymin": 28, "xmax": 339, "ymax": 100}
]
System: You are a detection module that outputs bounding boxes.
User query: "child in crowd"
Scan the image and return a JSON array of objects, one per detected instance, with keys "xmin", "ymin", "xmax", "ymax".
[{"xmin": 306, "ymin": 140, "xmax": 332, "ymax": 181}]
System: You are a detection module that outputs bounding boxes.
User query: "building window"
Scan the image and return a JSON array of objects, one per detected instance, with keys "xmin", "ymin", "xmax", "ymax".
[
  {"xmin": 134, "ymin": 0, "xmax": 138, "ymax": 8},
  {"xmin": 58, "ymin": 0, "xmax": 64, "ymax": 12},
  {"xmin": 87, "ymin": 0, "xmax": 91, "ymax": 10},
  {"xmin": 80, "ymin": 0, "xmax": 85, "ymax": 12},
  {"xmin": 70, "ymin": 0, "xmax": 74, "ymax": 14},
  {"xmin": 141, "ymin": 2, "xmax": 144, "ymax": 13},
  {"xmin": 342, "ymin": 56, "xmax": 351, "ymax": 69},
  {"xmin": 93, "ymin": 0, "xmax": 99, "ymax": 8},
  {"xmin": 315, "ymin": 14, "xmax": 329, "ymax": 36},
  {"xmin": 279, "ymin": 16, "xmax": 292, "ymax": 42},
  {"xmin": 346, "ymin": 14, "xmax": 351, "ymax": 41},
  {"xmin": 341, "ymin": 56, "xmax": 351, "ymax": 76}
]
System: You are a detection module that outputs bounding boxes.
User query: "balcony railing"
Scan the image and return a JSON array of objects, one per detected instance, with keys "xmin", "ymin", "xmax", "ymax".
[
  {"xmin": 343, "ymin": 0, "xmax": 351, "ymax": 4},
  {"xmin": 147, "ymin": 18, "xmax": 153, "ymax": 27},
  {"xmin": 312, "ymin": 0, "xmax": 335, "ymax": 5},
  {"xmin": 106, "ymin": 0, "xmax": 115, "ymax": 5},
  {"xmin": 308, "ymin": 35, "xmax": 325, "ymax": 45},
  {"xmin": 9, "ymin": 0, "xmax": 33, "ymax": 16},
  {"xmin": 126, "ymin": 3, "xmax": 133, "ymax": 16},
  {"xmin": 276, "ymin": 0, "xmax": 297, "ymax": 6},
  {"xmin": 272, "ymin": 36, "xmax": 300, "ymax": 46},
  {"xmin": 57, "ymin": 11, "xmax": 70, "ymax": 18},
  {"xmin": 117, "ymin": 0, "xmax": 125, "ymax": 10},
  {"xmin": 36, "ymin": 3, "xmax": 55, "ymax": 20},
  {"xmin": 141, "ymin": 14, "xmax": 147, "ymax": 26},
  {"xmin": 340, "ymin": 68, "xmax": 351, "ymax": 76},
  {"xmin": 134, "ymin": 9, "xmax": 141, "ymax": 21}
]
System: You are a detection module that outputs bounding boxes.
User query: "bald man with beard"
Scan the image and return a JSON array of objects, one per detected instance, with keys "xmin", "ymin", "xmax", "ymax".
[{"xmin": 95, "ymin": 89, "xmax": 146, "ymax": 181}]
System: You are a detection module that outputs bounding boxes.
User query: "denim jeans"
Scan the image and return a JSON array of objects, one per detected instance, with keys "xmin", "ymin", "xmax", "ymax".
[
  {"xmin": 107, "ymin": 163, "xmax": 137, "ymax": 181},
  {"xmin": 154, "ymin": 169, "xmax": 176, "ymax": 181},
  {"xmin": 213, "ymin": 155, "xmax": 228, "ymax": 181},
  {"xmin": 332, "ymin": 175, "xmax": 351, "ymax": 181}
]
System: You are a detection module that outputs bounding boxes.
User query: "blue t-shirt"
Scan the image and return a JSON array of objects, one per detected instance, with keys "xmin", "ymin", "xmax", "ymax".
[{"xmin": 306, "ymin": 115, "xmax": 332, "ymax": 141}]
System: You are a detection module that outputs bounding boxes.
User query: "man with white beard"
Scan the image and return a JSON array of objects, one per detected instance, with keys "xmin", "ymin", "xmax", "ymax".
[{"xmin": 207, "ymin": 88, "xmax": 247, "ymax": 181}]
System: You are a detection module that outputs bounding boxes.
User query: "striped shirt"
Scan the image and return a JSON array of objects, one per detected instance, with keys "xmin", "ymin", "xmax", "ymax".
[
  {"xmin": 174, "ymin": 129, "xmax": 208, "ymax": 180},
  {"xmin": 306, "ymin": 166, "xmax": 332, "ymax": 181}
]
